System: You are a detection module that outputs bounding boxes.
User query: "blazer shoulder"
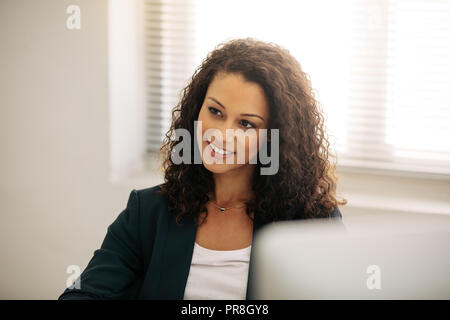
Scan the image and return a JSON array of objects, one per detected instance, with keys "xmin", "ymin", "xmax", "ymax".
[
  {"xmin": 330, "ymin": 206, "xmax": 343, "ymax": 219},
  {"xmin": 135, "ymin": 183, "xmax": 166, "ymax": 201},
  {"xmin": 134, "ymin": 183, "xmax": 170, "ymax": 220}
]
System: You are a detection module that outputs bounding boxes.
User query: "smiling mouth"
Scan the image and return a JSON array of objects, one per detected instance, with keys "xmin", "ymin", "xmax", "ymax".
[{"xmin": 207, "ymin": 141, "xmax": 235, "ymax": 156}]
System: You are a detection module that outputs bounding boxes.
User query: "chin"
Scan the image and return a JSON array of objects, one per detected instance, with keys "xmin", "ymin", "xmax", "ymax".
[{"xmin": 202, "ymin": 162, "xmax": 242, "ymax": 174}]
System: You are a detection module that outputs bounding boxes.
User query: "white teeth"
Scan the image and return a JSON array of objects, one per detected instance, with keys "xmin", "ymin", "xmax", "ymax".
[{"xmin": 210, "ymin": 143, "xmax": 233, "ymax": 155}]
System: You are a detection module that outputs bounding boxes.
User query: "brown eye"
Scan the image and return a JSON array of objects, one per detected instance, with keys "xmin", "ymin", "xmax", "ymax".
[
  {"xmin": 241, "ymin": 119, "xmax": 255, "ymax": 128},
  {"xmin": 208, "ymin": 107, "xmax": 222, "ymax": 116}
]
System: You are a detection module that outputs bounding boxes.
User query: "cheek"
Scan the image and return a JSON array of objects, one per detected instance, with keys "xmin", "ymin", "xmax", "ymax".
[
  {"xmin": 196, "ymin": 113, "xmax": 216, "ymax": 162},
  {"xmin": 196, "ymin": 110, "xmax": 209, "ymax": 143},
  {"xmin": 247, "ymin": 134, "xmax": 260, "ymax": 159},
  {"xmin": 235, "ymin": 131, "xmax": 260, "ymax": 161}
]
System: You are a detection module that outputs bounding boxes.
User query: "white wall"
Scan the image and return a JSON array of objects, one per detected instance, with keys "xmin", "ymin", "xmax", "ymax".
[
  {"xmin": 0, "ymin": 0, "xmax": 162, "ymax": 299},
  {"xmin": 337, "ymin": 169, "xmax": 450, "ymax": 217},
  {"xmin": 0, "ymin": 0, "xmax": 449, "ymax": 300},
  {"xmin": 108, "ymin": 0, "xmax": 147, "ymax": 183}
]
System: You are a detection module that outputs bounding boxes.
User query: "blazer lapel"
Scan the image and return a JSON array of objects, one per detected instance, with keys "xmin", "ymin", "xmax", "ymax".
[
  {"xmin": 148, "ymin": 211, "xmax": 265, "ymax": 300},
  {"xmin": 157, "ymin": 213, "xmax": 197, "ymax": 299}
]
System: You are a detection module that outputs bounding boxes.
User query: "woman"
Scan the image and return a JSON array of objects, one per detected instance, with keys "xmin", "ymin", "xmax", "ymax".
[{"xmin": 58, "ymin": 38, "xmax": 347, "ymax": 300}]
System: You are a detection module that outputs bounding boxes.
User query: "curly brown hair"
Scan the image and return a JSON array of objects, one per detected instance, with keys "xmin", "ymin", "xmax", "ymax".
[{"xmin": 157, "ymin": 37, "xmax": 347, "ymax": 226}]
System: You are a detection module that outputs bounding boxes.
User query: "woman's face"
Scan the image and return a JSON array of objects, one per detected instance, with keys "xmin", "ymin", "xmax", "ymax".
[{"xmin": 196, "ymin": 71, "xmax": 270, "ymax": 174}]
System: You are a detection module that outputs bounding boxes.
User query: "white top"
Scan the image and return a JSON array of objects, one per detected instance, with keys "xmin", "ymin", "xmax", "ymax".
[{"xmin": 183, "ymin": 242, "xmax": 252, "ymax": 300}]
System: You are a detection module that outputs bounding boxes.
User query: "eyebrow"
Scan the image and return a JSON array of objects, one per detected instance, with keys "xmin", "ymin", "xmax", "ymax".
[{"xmin": 207, "ymin": 97, "xmax": 265, "ymax": 122}]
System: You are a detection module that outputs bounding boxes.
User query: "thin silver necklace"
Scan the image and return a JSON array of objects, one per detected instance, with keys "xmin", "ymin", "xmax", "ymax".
[{"xmin": 210, "ymin": 200, "xmax": 247, "ymax": 213}]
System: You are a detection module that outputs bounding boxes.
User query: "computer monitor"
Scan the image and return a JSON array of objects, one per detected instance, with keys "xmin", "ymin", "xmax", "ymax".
[{"xmin": 248, "ymin": 211, "xmax": 450, "ymax": 299}]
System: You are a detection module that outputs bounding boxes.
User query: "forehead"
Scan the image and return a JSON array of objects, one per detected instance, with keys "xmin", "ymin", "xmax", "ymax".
[{"xmin": 205, "ymin": 72, "xmax": 269, "ymax": 119}]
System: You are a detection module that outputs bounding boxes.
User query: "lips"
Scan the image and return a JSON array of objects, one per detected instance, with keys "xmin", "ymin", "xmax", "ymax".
[{"xmin": 207, "ymin": 141, "xmax": 235, "ymax": 156}]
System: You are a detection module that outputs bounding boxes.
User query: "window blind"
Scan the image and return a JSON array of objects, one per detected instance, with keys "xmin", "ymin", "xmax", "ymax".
[
  {"xmin": 144, "ymin": 0, "xmax": 197, "ymax": 152},
  {"xmin": 345, "ymin": 0, "xmax": 450, "ymax": 175},
  {"xmin": 143, "ymin": 0, "xmax": 450, "ymax": 175}
]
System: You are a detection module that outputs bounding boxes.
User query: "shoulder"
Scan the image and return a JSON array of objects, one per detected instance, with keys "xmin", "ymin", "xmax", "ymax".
[
  {"xmin": 330, "ymin": 206, "xmax": 343, "ymax": 219},
  {"xmin": 132, "ymin": 183, "xmax": 170, "ymax": 220},
  {"xmin": 134, "ymin": 183, "xmax": 168, "ymax": 207},
  {"xmin": 129, "ymin": 183, "xmax": 173, "ymax": 257},
  {"xmin": 117, "ymin": 183, "xmax": 171, "ymax": 235}
]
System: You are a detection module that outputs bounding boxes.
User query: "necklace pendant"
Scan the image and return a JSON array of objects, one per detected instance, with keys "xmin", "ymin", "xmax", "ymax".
[{"xmin": 220, "ymin": 207, "xmax": 226, "ymax": 212}]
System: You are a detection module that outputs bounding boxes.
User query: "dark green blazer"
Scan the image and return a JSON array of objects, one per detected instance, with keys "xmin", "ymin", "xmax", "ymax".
[{"xmin": 58, "ymin": 184, "xmax": 343, "ymax": 300}]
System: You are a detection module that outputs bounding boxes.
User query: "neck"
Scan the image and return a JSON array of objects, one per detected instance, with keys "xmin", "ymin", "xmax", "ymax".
[{"xmin": 210, "ymin": 165, "xmax": 255, "ymax": 206}]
